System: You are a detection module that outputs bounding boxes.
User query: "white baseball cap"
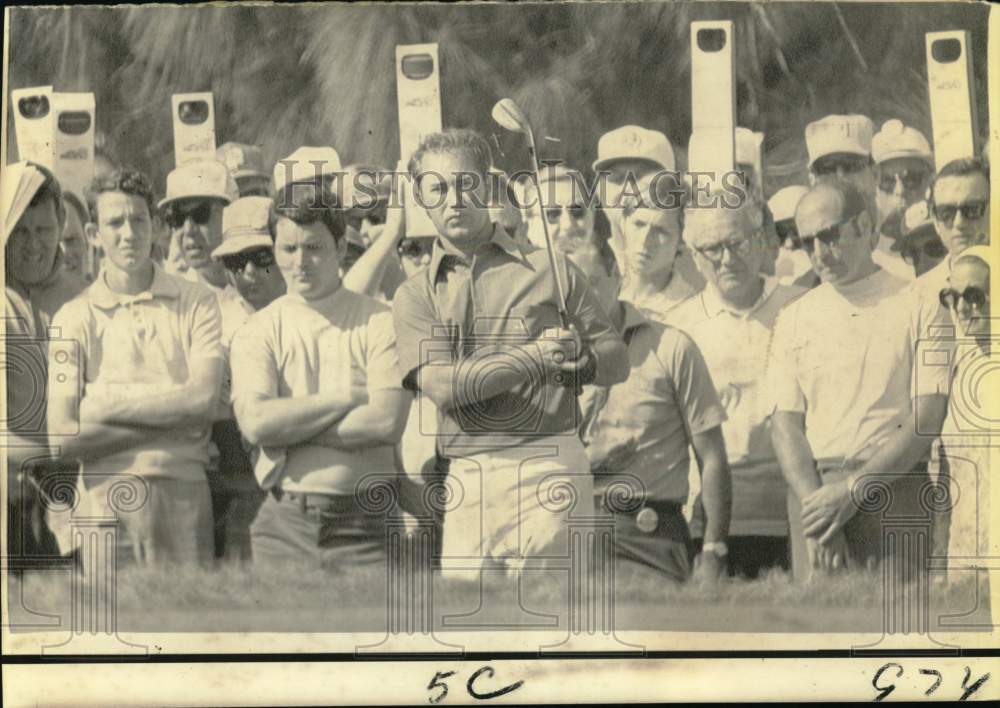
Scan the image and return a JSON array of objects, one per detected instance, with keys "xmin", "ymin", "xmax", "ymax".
[
  {"xmin": 804, "ymin": 114, "xmax": 874, "ymax": 168},
  {"xmin": 158, "ymin": 159, "xmax": 237, "ymax": 210},
  {"xmin": 767, "ymin": 184, "xmax": 810, "ymax": 222},
  {"xmin": 593, "ymin": 126, "xmax": 675, "ymax": 173},
  {"xmin": 213, "ymin": 196, "xmax": 273, "ymax": 260},
  {"xmin": 871, "ymin": 119, "xmax": 933, "ymax": 166},
  {"xmin": 273, "ymin": 146, "xmax": 342, "ymax": 194}
]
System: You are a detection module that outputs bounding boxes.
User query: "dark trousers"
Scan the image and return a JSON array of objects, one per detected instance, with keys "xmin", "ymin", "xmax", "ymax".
[
  {"xmin": 597, "ymin": 495, "xmax": 692, "ymax": 583},
  {"xmin": 7, "ymin": 491, "xmax": 60, "ymax": 571},
  {"xmin": 690, "ymin": 536, "xmax": 790, "ymax": 579},
  {"xmin": 209, "ymin": 420, "xmax": 267, "ymax": 562}
]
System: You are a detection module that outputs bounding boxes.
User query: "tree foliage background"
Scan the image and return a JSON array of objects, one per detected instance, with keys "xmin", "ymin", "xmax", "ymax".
[{"xmin": 6, "ymin": 2, "xmax": 991, "ymax": 197}]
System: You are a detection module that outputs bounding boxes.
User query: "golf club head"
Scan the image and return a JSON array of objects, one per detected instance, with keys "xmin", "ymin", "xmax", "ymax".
[{"xmin": 492, "ymin": 98, "xmax": 530, "ymax": 135}]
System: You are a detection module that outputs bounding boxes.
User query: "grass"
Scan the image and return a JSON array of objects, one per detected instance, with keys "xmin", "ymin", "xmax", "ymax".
[{"xmin": 8, "ymin": 560, "xmax": 990, "ymax": 634}]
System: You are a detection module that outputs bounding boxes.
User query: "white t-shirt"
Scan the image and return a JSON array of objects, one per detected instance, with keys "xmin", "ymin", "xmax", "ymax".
[
  {"xmin": 767, "ymin": 267, "xmax": 951, "ymax": 465},
  {"xmin": 229, "ymin": 287, "xmax": 403, "ymax": 494}
]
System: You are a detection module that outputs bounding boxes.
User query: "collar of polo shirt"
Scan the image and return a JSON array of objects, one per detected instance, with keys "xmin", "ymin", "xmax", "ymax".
[
  {"xmin": 428, "ymin": 223, "xmax": 529, "ymax": 282},
  {"xmin": 89, "ymin": 261, "xmax": 181, "ymax": 310},
  {"xmin": 619, "ymin": 300, "xmax": 650, "ymax": 337},
  {"xmin": 701, "ymin": 276, "xmax": 778, "ymax": 318}
]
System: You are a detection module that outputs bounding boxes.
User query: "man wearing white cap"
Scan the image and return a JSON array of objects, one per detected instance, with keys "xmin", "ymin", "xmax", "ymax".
[
  {"xmin": 894, "ymin": 201, "xmax": 947, "ymax": 278},
  {"xmin": 48, "ymin": 168, "xmax": 224, "ymax": 567},
  {"xmin": 768, "ymin": 180, "xmax": 949, "ymax": 580},
  {"xmin": 768, "ymin": 185, "xmax": 816, "ymax": 287},
  {"xmin": 205, "ymin": 196, "xmax": 286, "ymax": 560},
  {"xmin": 870, "ymin": 120, "xmax": 934, "ymax": 281},
  {"xmin": 4, "ymin": 162, "xmax": 67, "ymax": 563},
  {"xmin": 217, "ymin": 142, "xmax": 271, "ymax": 198},
  {"xmin": 593, "ymin": 125, "xmax": 705, "ymax": 298},
  {"xmin": 159, "ymin": 159, "xmax": 237, "ymax": 293},
  {"xmin": 804, "ymin": 114, "xmax": 876, "ymax": 209}
]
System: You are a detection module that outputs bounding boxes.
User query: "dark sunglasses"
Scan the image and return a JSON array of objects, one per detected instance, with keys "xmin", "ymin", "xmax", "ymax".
[
  {"xmin": 799, "ymin": 213, "xmax": 859, "ymax": 254},
  {"xmin": 932, "ymin": 201, "xmax": 987, "ymax": 226},
  {"xmin": 220, "ymin": 247, "xmax": 275, "ymax": 274},
  {"xmin": 774, "ymin": 219, "xmax": 801, "ymax": 247},
  {"xmin": 939, "ymin": 286, "xmax": 988, "ymax": 312},
  {"xmin": 901, "ymin": 237, "xmax": 948, "ymax": 265},
  {"xmin": 397, "ymin": 237, "xmax": 435, "ymax": 259},
  {"xmin": 812, "ymin": 155, "xmax": 871, "ymax": 177},
  {"xmin": 163, "ymin": 201, "xmax": 213, "ymax": 229},
  {"xmin": 544, "ymin": 205, "xmax": 588, "ymax": 223},
  {"xmin": 877, "ymin": 170, "xmax": 929, "ymax": 193}
]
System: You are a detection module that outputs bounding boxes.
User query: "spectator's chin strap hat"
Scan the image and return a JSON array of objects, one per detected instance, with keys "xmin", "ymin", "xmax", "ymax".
[
  {"xmin": 593, "ymin": 125, "xmax": 676, "ymax": 173},
  {"xmin": 273, "ymin": 146, "xmax": 343, "ymax": 196},
  {"xmin": 871, "ymin": 120, "xmax": 933, "ymax": 168},
  {"xmin": 805, "ymin": 114, "xmax": 874, "ymax": 168},
  {"xmin": 158, "ymin": 159, "xmax": 238, "ymax": 210},
  {"xmin": 894, "ymin": 200, "xmax": 936, "ymax": 253},
  {"xmin": 213, "ymin": 196, "xmax": 274, "ymax": 260},
  {"xmin": 2, "ymin": 161, "xmax": 41, "ymax": 245},
  {"xmin": 768, "ymin": 185, "xmax": 810, "ymax": 223}
]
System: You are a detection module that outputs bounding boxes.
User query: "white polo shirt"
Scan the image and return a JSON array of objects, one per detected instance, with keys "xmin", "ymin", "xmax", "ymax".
[
  {"xmin": 767, "ymin": 267, "xmax": 951, "ymax": 466},
  {"xmin": 230, "ymin": 287, "xmax": 403, "ymax": 494},
  {"xmin": 621, "ymin": 271, "xmax": 699, "ymax": 326},
  {"xmin": 50, "ymin": 263, "xmax": 223, "ymax": 481}
]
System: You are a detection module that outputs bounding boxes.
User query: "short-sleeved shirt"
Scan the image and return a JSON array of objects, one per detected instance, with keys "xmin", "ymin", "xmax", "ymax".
[
  {"xmin": 50, "ymin": 263, "xmax": 224, "ymax": 480},
  {"xmin": 230, "ymin": 287, "xmax": 403, "ymax": 494},
  {"xmin": 620, "ymin": 270, "xmax": 699, "ymax": 326},
  {"xmin": 391, "ymin": 225, "xmax": 620, "ymax": 455},
  {"xmin": 582, "ymin": 303, "xmax": 727, "ymax": 502},
  {"xmin": 671, "ymin": 277, "xmax": 806, "ymax": 466},
  {"xmin": 767, "ymin": 267, "xmax": 951, "ymax": 466}
]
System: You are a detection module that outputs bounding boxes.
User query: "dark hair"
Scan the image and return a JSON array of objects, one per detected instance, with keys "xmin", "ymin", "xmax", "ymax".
[
  {"xmin": 268, "ymin": 182, "xmax": 345, "ymax": 244},
  {"xmin": 930, "ymin": 157, "xmax": 990, "ymax": 205},
  {"xmin": 62, "ymin": 190, "xmax": 90, "ymax": 225},
  {"xmin": 87, "ymin": 168, "xmax": 156, "ymax": 222},
  {"xmin": 26, "ymin": 162, "xmax": 66, "ymax": 228},
  {"xmin": 408, "ymin": 129, "xmax": 493, "ymax": 183}
]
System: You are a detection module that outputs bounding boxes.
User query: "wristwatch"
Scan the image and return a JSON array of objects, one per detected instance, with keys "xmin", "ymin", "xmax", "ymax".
[{"xmin": 702, "ymin": 541, "xmax": 729, "ymax": 557}]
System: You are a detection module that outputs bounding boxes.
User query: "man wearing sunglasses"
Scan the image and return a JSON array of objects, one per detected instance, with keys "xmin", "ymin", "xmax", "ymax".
[
  {"xmin": 673, "ymin": 199, "xmax": 809, "ymax": 579},
  {"xmin": 870, "ymin": 120, "xmax": 934, "ymax": 282},
  {"xmin": 935, "ymin": 246, "xmax": 991, "ymax": 592},
  {"xmin": 805, "ymin": 115, "xmax": 876, "ymax": 201},
  {"xmin": 915, "ymin": 157, "xmax": 990, "ymax": 299},
  {"xmin": 768, "ymin": 185, "xmax": 817, "ymax": 288},
  {"xmin": 159, "ymin": 159, "xmax": 236, "ymax": 294},
  {"xmin": 203, "ymin": 196, "xmax": 287, "ymax": 561},
  {"xmin": 768, "ymin": 180, "xmax": 950, "ymax": 580},
  {"xmin": 894, "ymin": 201, "xmax": 948, "ymax": 278}
]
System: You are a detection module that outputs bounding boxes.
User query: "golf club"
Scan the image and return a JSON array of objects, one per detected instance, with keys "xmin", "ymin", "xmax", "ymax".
[{"xmin": 491, "ymin": 98, "xmax": 570, "ymax": 326}]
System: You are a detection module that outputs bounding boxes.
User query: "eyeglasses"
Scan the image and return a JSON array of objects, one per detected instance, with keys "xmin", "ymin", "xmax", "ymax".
[
  {"xmin": 397, "ymin": 237, "xmax": 435, "ymax": 260},
  {"xmin": 811, "ymin": 155, "xmax": 871, "ymax": 177},
  {"xmin": 774, "ymin": 219, "xmax": 801, "ymax": 248},
  {"xmin": 939, "ymin": 286, "xmax": 988, "ymax": 312},
  {"xmin": 220, "ymin": 247, "xmax": 275, "ymax": 274},
  {"xmin": 877, "ymin": 170, "xmax": 929, "ymax": 193},
  {"xmin": 932, "ymin": 201, "xmax": 987, "ymax": 226},
  {"xmin": 163, "ymin": 201, "xmax": 213, "ymax": 229},
  {"xmin": 694, "ymin": 235, "xmax": 756, "ymax": 263},
  {"xmin": 544, "ymin": 205, "xmax": 588, "ymax": 223},
  {"xmin": 799, "ymin": 213, "xmax": 860, "ymax": 254},
  {"xmin": 901, "ymin": 237, "xmax": 948, "ymax": 265}
]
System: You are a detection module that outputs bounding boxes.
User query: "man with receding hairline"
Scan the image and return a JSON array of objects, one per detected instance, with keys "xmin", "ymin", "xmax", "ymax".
[{"xmin": 767, "ymin": 180, "xmax": 950, "ymax": 580}]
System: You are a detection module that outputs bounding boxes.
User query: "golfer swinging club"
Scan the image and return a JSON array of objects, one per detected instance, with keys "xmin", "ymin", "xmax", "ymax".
[{"xmin": 391, "ymin": 123, "xmax": 629, "ymax": 580}]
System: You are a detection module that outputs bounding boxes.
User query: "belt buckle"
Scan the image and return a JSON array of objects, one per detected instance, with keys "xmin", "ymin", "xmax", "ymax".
[{"xmin": 636, "ymin": 506, "xmax": 659, "ymax": 533}]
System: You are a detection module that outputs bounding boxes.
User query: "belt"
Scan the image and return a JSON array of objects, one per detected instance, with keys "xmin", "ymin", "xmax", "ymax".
[
  {"xmin": 271, "ymin": 488, "xmax": 366, "ymax": 516},
  {"xmin": 596, "ymin": 491, "xmax": 683, "ymax": 534},
  {"xmin": 817, "ymin": 461, "xmax": 929, "ymax": 476}
]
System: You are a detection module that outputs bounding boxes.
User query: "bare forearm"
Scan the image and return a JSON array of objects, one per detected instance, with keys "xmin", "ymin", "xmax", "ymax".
[
  {"xmin": 700, "ymin": 457, "xmax": 732, "ymax": 544},
  {"xmin": 5, "ymin": 434, "xmax": 51, "ymax": 471},
  {"xmin": 94, "ymin": 385, "xmax": 217, "ymax": 429},
  {"xmin": 771, "ymin": 412, "xmax": 822, "ymax": 500},
  {"xmin": 237, "ymin": 394, "xmax": 354, "ymax": 447},
  {"xmin": 854, "ymin": 397, "xmax": 947, "ymax": 479},
  {"xmin": 419, "ymin": 346, "xmax": 529, "ymax": 411},
  {"xmin": 590, "ymin": 337, "xmax": 629, "ymax": 386},
  {"xmin": 52, "ymin": 422, "xmax": 160, "ymax": 464},
  {"xmin": 343, "ymin": 231, "xmax": 401, "ymax": 297},
  {"xmin": 312, "ymin": 400, "xmax": 408, "ymax": 450}
]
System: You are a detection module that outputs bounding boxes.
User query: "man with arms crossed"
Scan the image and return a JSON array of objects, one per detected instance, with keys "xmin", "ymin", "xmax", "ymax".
[
  {"xmin": 673, "ymin": 199, "xmax": 807, "ymax": 577},
  {"xmin": 230, "ymin": 177, "xmax": 409, "ymax": 568},
  {"xmin": 392, "ymin": 129, "xmax": 628, "ymax": 580},
  {"xmin": 48, "ymin": 169, "xmax": 223, "ymax": 566},
  {"xmin": 768, "ymin": 181, "xmax": 950, "ymax": 579}
]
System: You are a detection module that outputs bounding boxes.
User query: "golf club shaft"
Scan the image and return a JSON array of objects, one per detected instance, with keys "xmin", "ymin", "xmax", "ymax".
[{"xmin": 524, "ymin": 128, "xmax": 570, "ymax": 327}]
